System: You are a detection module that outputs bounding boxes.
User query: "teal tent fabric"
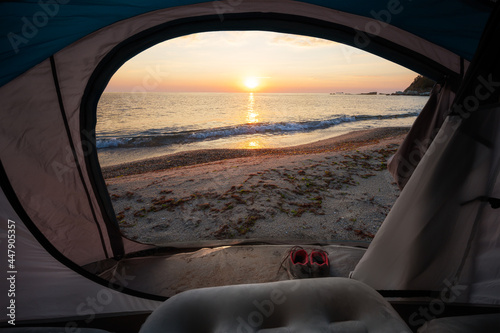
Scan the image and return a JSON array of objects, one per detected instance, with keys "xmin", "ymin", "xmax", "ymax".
[{"xmin": 0, "ymin": 0, "xmax": 493, "ymax": 87}]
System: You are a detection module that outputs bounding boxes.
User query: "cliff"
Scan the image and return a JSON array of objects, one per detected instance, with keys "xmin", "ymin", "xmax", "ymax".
[{"xmin": 404, "ymin": 75, "xmax": 435, "ymax": 93}]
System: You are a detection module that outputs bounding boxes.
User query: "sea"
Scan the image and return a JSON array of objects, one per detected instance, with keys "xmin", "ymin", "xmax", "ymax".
[{"xmin": 96, "ymin": 92, "xmax": 428, "ymax": 167}]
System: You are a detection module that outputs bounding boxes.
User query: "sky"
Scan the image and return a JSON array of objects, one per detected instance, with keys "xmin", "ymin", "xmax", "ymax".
[{"xmin": 105, "ymin": 31, "xmax": 417, "ymax": 94}]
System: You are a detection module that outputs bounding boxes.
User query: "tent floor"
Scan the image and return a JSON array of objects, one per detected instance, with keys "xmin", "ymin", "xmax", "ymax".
[
  {"xmin": 94, "ymin": 244, "xmax": 366, "ymax": 297},
  {"xmin": 11, "ymin": 244, "xmax": 496, "ymax": 332}
]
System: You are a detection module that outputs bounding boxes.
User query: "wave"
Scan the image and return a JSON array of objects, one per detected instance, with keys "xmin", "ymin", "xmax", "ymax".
[{"xmin": 96, "ymin": 112, "xmax": 418, "ymax": 149}]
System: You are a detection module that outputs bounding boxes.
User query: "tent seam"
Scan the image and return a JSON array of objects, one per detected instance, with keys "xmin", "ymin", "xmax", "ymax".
[
  {"xmin": 0, "ymin": 159, "xmax": 168, "ymax": 303},
  {"xmin": 49, "ymin": 55, "xmax": 111, "ymax": 259}
]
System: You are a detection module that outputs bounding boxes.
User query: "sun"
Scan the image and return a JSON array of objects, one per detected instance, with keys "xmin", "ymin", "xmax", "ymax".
[{"xmin": 244, "ymin": 77, "xmax": 259, "ymax": 89}]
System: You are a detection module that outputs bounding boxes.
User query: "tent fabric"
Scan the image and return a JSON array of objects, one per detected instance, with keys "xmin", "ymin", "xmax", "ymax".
[
  {"xmin": 0, "ymin": 0, "xmax": 499, "ymax": 325},
  {"xmin": 0, "ymin": 58, "xmax": 117, "ymax": 264},
  {"xmin": 0, "ymin": 55, "xmax": 150, "ymax": 265},
  {"xmin": 0, "ymin": 0, "xmax": 482, "ymax": 267},
  {"xmin": 0, "ymin": 0, "xmax": 492, "ymax": 87},
  {"xmin": 388, "ymin": 80, "xmax": 456, "ymax": 189},
  {"xmin": 352, "ymin": 107, "xmax": 500, "ymax": 304},
  {"xmin": 468, "ymin": 107, "xmax": 500, "ymax": 305},
  {"xmin": 353, "ymin": 5, "xmax": 500, "ymax": 304},
  {"xmin": 0, "ymin": 187, "xmax": 161, "ymax": 322}
]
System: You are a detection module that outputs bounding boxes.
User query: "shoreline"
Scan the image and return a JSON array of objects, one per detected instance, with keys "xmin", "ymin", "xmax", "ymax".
[
  {"xmin": 101, "ymin": 126, "xmax": 409, "ymax": 179},
  {"xmin": 105, "ymin": 127, "xmax": 408, "ymax": 245}
]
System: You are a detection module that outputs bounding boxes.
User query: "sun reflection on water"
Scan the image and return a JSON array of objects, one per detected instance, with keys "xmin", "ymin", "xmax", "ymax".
[
  {"xmin": 241, "ymin": 93, "xmax": 264, "ymax": 149},
  {"xmin": 246, "ymin": 93, "xmax": 259, "ymax": 124},
  {"xmin": 239, "ymin": 139, "xmax": 265, "ymax": 149}
]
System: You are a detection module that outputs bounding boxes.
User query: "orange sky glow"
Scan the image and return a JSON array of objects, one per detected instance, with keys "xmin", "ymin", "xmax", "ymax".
[{"xmin": 105, "ymin": 31, "xmax": 417, "ymax": 94}]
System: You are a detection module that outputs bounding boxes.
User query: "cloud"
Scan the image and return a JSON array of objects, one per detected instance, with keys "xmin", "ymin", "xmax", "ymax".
[
  {"xmin": 221, "ymin": 31, "xmax": 249, "ymax": 44},
  {"xmin": 270, "ymin": 35, "xmax": 335, "ymax": 47},
  {"xmin": 161, "ymin": 31, "xmax": 250, "ymax": 48},
  {"xmin": 175, "ymin": 34, "xmax": 202, "ymax": 43}
]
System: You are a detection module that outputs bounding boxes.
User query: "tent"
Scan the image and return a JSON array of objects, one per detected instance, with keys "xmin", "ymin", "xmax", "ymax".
[{"xmin": 1, "ymin": 0, "xmax": 499, "ymax": 331}]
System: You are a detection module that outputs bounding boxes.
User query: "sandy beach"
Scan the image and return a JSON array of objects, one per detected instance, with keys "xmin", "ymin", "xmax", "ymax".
[{"xmin": 104, "ymin": 127, "xmax": 407, "ymax": 246}]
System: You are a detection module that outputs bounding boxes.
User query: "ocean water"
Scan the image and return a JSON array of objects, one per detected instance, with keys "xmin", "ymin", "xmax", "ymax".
[{"xmin": 96, "ymin": 92, "xmax": 428, "ymax": 166}]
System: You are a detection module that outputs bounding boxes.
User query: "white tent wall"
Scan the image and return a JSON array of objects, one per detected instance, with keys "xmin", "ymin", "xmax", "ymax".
[
  {"xmin": 0, "ymin": 187, "xmax": 161, "ymax": 323},
  {"xmin": 352, "ymin": 107, "xmax": 500, "ymax": 304},
  {"xmin": 0, "ymin": 58, "xmax": 118, "ymax": 265}
]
